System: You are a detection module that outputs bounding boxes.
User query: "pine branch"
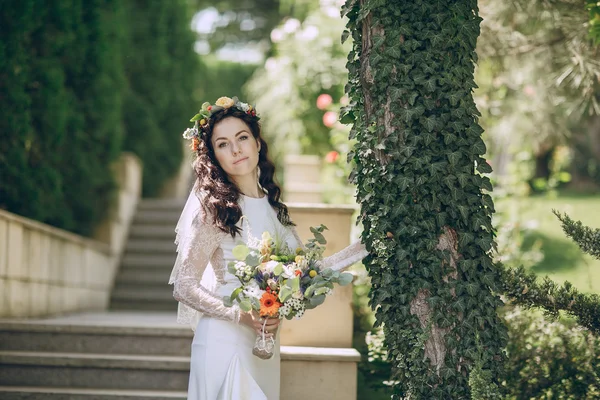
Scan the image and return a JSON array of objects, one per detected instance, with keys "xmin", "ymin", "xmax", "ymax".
[
  {"xmin": 553, "ymin": 210, "xmax": 600, "ymax": 260},
  {"xmin": 500, "ymin": 265, "xmax": 600, "ymax": 335}
]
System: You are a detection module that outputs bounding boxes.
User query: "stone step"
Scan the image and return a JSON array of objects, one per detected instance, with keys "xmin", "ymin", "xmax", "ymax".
[
  {"xmin": 129, "ymin": 226, "xmax": 176, "ymax": 240},
  {"xmin": 112, "ymin": 284, "xmax": 174, "ymax": 301},
  {"xmin": 117, "ymin": 268, "xmax": 172, "ymax": 285},
  {"xmin": 0, "ymin": 387, "xmax": 186, "ymax": 400},
  {"xmin": 110, "ymin": 300, "xmax": 178, "ymax": 312},
  {"xmin": 133, "ymin": 211, "xmax": 182, "ymax": 225},
  {"xmin": 0, "ymin": 351, "xmax": 190, "ymax": 391},
  {"xmin": 137, "ymin": 199, "xmax": 186, "ymax": 212},
  {"xmin": 0, "ymin": 315, "xmax": 191, "ymax": 356},
  {"xmin": 121, "ymin": 254, "xmax": 176, "ymax": 269},
  {"xmin": 125, "ymin": 239, "xmax": 177, "ymax": 254}
]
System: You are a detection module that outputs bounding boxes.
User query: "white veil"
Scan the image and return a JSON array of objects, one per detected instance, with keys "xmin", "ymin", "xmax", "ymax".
[{"xmin": 169, "ymin": 187, "xmax": 217, "ymax": 330}]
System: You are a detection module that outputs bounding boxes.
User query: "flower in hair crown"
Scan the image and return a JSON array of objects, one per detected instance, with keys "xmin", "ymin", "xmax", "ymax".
[{"xmin": 182, "ymin": 96, "xmax": 259, "ymax": 152}]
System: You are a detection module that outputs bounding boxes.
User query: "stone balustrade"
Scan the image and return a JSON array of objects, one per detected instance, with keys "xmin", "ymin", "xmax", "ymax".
[{"xmin": 0, "ymin": 153, "xmax": 142, "ymax": 318}]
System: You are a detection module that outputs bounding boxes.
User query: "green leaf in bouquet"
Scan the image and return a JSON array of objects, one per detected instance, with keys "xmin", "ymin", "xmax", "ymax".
[
  {"xmin": 309, "ymin": 294, "xmax": 326, "ymax": 307},
  {"xmin": 338, "ymin": 272, "xmax": 354, "ymax": 286},
  {"xmin": 232, "ymin": 245, "xmax": 250, "ymax": 261},
  {"xmin": 314, "ymin": 232, "xmax": 327, "ymax": 245},
  {"xmin": 239, "ymin": 300, "xmax": 252, "ymax": 312},
  {"xmin": 315, "ymin": 287, "xmax": 329, "ymax": 296},
  {"xmin": 251, "ymin": 297, "xmax": 260, "ymax": 309},
  {"xmin": 279, "ymin": 286, "xmax": 292, "ymax": 302},
  {"xmin": 228, "ymin": 261, "xmax": 238, "ymax": 275},
  {"xmin": 245, "ymin": 254, "xmax": 261, "ymax": 267},
  {"xmin": 190, "ymin": 113, "xmax": 202, "ymax": 122},
  {"xmin": 290, "ymin": 277, "xmax": 300, "ymax": 292},
  {"xmin": 230, "ymin": 287, "xmax": 243, "ymax": 302},
  {"xmin": 222, "ymin": 296, "xmax": 233, "ymax": 307},
  {"xmin": 270, "ymin": 255, "xmax": 281, "ymax": 261},
  {"xmin": 274, "ymin": 263, "xmax": 284, "ymax": 276},
  {"xmin": 305, "ymin": 285, "xmax": 316, "ymax": 298},
  {"xmin": 321, "ymin": 268, "xmax": 334, "ymax": 278}
]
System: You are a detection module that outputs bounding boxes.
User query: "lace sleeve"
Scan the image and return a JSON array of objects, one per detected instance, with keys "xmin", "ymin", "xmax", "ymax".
[
  {"xmin": 170, "ymin": 214, "xmax": 240, "ymax": 323},
  {"xmin": 321, "ymin": 240, "xmax": 368, "ymax": 272}
]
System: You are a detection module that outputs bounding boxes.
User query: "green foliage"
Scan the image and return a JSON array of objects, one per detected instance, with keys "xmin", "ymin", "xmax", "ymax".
[
  {"xmin": 121, "ymin": 0, "xmax": 201, "ymax": 197},
  {"xmin": 554, "ymin": 210, "xmax": 600, "ymax": 260},
  {"xmin": 245, "ymin": 3, "xmax": 351, "ymax": 161},
  {"xmin": 0, "ymin": 0, "xmax": 125, "ymax": 235},
  {"xmin": 200, "ymin": 57, "xmax": 258, "ymax": 103},
  {"xmin": 345, "ymin": 0, "xmax": 508, "ymax": 397},
  {"xmin": 500, "ymin": 264, "xmax": 600, "ymax": 335},
  {"xmin": 1, "ymin": 0, "xmax": 201, "ymax": 233},
  {"xmin": 476, "ymin": 0, "xmax": 600, "ymax": 190},
  {"xmin": 587, "ymin": 0, "xmax": 600, "ymax": 44},
  {"xmin": 503, "ymin": 306, "xmax": 600, "ymax": 399}
]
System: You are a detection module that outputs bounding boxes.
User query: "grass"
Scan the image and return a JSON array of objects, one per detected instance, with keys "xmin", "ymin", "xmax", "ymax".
[{"xmin": 496, "ymin": 193, "xmax": 600, "ymax": 294}]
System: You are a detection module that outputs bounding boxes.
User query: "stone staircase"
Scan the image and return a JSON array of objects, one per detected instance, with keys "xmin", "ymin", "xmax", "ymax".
[
  {"xmin": 0, "ymin": 312, "xmax": 189, "ymax": 399},
  {"xmin": 0, "ymin": 198, "xmax": 361, "ymax": 399},
  {"xmin": 110, "ymin": 199, "xmax": 185, "ymax": 311}
]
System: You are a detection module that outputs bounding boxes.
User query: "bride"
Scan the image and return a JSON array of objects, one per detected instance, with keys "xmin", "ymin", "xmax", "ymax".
[{"xmin": 169, "ymin": 96, "xmax": 368, "ymax": 400}]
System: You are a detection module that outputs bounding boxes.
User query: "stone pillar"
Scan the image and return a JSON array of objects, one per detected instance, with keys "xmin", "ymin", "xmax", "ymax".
[
  {"xmin": 159, "ymin": 140, "xmax": 194, "ymax": 199},
  {"xmin": 280, "ymin": 203, "xmax": 358, "ymax": 348},
  {"xmin": 283, "ymin": 154, "xmax": 323, "ymax": 203}
]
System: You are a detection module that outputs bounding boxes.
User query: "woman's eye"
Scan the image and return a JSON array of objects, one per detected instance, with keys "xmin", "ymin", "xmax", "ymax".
[
  {"xmin": 218, "ymin": 142, "xmax": 228, "ymax": 148},
  {"xmin": 239, "ymin": 135, "xmax": 249, "ymax": 141}
]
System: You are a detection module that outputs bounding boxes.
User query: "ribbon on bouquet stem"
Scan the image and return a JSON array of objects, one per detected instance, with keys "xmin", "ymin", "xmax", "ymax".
[{"xmin": 261, "ymin": 317, "xmax": 268, "ymax": 343}]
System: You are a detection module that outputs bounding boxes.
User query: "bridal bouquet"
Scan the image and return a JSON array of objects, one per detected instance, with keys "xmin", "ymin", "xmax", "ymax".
[{"xmin": 222, "ymin": 225, "xmax": 353, "ymax": 359}]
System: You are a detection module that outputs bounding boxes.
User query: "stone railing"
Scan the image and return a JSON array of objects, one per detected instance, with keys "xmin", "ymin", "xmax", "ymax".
[{"xmin": 0, "ymin": 153, "xmax": 142, "ymax": 318}]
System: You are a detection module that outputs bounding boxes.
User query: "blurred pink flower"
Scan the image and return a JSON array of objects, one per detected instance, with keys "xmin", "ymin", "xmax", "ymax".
[
  {"xmin": 523, "ymin": 85, "xmax": 536, "ymax": 97},
  {"xmin": 316, "ymin": 94, "xmax": 333, "ymax": 110},
  {"xmin": 325, "ymin": 151, "xmax": 339, "ymax": 163},
  {"xmin": 322, "ymin": 111, "xmax": 337, "ymax": 127}
]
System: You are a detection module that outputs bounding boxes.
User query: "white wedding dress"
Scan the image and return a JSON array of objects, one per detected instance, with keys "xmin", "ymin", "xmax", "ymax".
[{"xmin": 169, "ymin": 193, "xmax": 368, "ymax": 400}]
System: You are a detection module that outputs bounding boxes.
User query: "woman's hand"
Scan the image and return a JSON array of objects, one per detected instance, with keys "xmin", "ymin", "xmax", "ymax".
[{"xmin": 239, "ymin": 310, "xmax": 281, "ymax": 338}]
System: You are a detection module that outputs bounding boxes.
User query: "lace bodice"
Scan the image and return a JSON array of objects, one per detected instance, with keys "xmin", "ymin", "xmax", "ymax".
[{"xmin": 170, "ymin": 195, "xmax": 368, "ymax": 327}]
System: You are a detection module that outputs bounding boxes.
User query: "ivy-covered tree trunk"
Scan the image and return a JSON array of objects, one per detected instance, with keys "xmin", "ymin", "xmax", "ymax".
[{"xmin": 343, "ymin": 1, "xmax": 508, "ymax": 397}]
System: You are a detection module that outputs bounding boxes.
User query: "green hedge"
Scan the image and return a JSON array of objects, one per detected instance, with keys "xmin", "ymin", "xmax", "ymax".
[
  {"xmin": 0, "ymin": 0, "xmax": 125, "ymax": 236},
  {"xmin": 1, "ymin": 0, "xmax": 201, "ymax": 234},
  {"xmin": 121, "ymin": 0, "xmax": 200, "ymax": 197}
]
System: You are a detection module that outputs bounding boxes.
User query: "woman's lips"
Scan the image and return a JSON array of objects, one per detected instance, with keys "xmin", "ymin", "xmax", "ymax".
[{"xmin": 234, "ymin": 157, "xmax": 248, "ymax": 165}]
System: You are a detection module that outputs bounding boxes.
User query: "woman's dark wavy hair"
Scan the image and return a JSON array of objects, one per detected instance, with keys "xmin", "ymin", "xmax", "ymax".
[{"xmin": 193, "ymin": 107, "xmax": 294, "ymax": 236}]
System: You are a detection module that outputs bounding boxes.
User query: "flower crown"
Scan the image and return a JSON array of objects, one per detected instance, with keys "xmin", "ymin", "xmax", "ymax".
[{"xmin": 182, "ymin": 96, "xmax": 259, "ymax": 152}]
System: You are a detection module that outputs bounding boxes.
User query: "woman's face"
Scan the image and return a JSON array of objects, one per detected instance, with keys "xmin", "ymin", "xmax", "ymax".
[{"xmin": 210, "ymin": 116, "xmax": 261, "ymax": 181}]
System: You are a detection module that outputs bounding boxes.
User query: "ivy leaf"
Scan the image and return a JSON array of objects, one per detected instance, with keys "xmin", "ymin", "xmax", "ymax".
[
  {"xmin": 341, "ymin": 29, "xmax": 351, "ymax": 44},
  {"xmin": 477, "ymin": 160, "xmax": 492, "ymax": 174},
  {"xmin": 447, "ymin": 151, "xmax": 461, "ymax": 166},
  {"xmin": 423, "ymin": 116, "xmax": 437, "ymax": 132}
]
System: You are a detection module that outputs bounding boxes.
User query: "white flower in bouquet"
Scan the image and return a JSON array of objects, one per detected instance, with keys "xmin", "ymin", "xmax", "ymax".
[
  {"xmin": 266, "ymin": 278, "xmax": 278, "ymax": 291},
  {"xmin": 262, "ymin": 260, "xmax": 279, "ymax": 274},
  {"xmin": 279, "ymin": 302, "xmax": 292, "ymax": 317},
  {"xmin": 233, "ymin": 261, "xmax": 253, "ymax": 280},
  {"xmin": 281, "ymin": 263, "xmax": 301, "ymax": 279},
  {"xmin": 292, "ymin": 290, "xmax": 304, "ymax": 300},
  {"xmin": 243, "ymin": 280, "xmax": 264, "ymax": 300}
]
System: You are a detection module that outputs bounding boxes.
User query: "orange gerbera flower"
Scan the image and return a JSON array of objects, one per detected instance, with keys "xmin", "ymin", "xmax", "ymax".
[{"xmin": 260, "ymin": 292, "xmax": 281, "ymax": 317}]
